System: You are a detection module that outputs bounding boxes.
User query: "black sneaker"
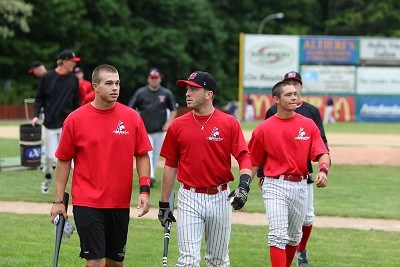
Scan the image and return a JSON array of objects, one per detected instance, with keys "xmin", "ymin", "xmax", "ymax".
[
  {"xmin": 150, "ymin": 178, "xmax": 156, "ymax": 187},
  {"xmin": 296, "ymin": 250, "xmax": 309, "ymax": 267}
]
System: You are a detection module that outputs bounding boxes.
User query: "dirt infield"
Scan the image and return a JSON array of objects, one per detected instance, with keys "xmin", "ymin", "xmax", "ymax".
[
  {"xmin": 2, "ymin": 125, "xmax": 400, "ymax": 166},
  {"xmin": 1, "ymin": 201, "xmax": 399, "ymax": 231}
]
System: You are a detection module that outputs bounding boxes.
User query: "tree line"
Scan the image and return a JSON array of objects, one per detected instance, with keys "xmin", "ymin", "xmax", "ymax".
[{"xmin": 1, "ymin": 0, "xmax": 399, "ymax": 105}]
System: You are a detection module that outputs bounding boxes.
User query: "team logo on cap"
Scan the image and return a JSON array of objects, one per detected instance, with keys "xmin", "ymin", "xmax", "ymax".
[
  {"xmin": 287, "ymin": 72, "xmax": 297, "ymax": 78},
  {"xmin": 188, "ymin": 72, "xmax": 198, "ymax": 80}
]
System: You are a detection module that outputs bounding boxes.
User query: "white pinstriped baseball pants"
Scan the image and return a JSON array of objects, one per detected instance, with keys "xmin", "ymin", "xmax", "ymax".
[
  {"xmin": 176, "ymin": 184, "xmax": 232, "ymax": 267},
  {"xmin": 304, "ymin": 183, "xmax": 315, "ymax": 226},
  {"xmin": 261, "ymin": 177, "xmax": 307, "ymax": 249}
]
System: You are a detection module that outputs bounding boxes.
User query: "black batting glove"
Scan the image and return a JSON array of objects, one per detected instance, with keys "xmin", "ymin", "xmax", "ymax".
[
  {"xmin": 227, "ymin": 174, "xmax": 251, "ymax": 210},
  {"xmin": 158, "ymin": 201, "xmax": 176, "ymax": 227}
]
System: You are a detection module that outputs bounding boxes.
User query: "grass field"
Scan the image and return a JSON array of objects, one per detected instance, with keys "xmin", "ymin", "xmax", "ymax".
[
  {"xmin": 1, "ymin": 164, "xmax": 399, "ymax": 219},
  {"xmin": 1, "ymin": 213, "xmax": 399, "ymax": 267},
  {"xmin": 1, "ymin": 120, "xmax": 400, "ymax": 266}
]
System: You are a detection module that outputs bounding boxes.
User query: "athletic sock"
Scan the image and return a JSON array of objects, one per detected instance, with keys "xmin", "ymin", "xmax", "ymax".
[
  {"xmin": 297, "ymin": 224, "xmax": 313, "ymax": 251},
  {"xmin": 270, "ymin": 246, "xmax": 286, "ymax": 267},
  {"xmin": 285, "ymin": 245, "xmax": 297, "ymax": 267}
]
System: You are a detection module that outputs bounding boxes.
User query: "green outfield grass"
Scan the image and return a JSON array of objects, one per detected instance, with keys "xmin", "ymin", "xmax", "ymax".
[
  {"xmin": 0, "ymin": 213, "xmax": 399, "ymax": 267},
  {"xmin": 0, "ymin": 164, "xmax": 399, "ymax": 220},
  {"xmin": 1, "ymin": 121, "xmax": 400, "ymax": 266}
]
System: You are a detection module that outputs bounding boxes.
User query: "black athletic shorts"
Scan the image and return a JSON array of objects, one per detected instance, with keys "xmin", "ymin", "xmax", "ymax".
[{"xmin": 73, "ymin": 206, "xmax": 130, "ymax": 261}]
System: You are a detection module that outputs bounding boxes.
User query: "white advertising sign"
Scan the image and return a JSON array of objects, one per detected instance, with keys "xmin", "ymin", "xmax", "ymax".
[
  {"xmin": 243, "ymin": 34, "xmax": 299, "ymax": 88},
  {"xmin": 357, "ymin": 67, "xmax": 400, "ymax": 94},
  {"xmin": 301, "ymin": 65, "xmax": 356, "ymax": 93},
  {"xmin": 360, "ymin": 38, "xmax": 400, "ymax": 65}
]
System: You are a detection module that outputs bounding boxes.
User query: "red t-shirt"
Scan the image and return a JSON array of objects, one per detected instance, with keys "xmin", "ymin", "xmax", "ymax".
[
  {"xmin": 248, "ymin": 113, "xmax": 329, "ymax": 177},
  {"xmin": 81, "ymin": 90, "xmax": 95, "ymax": 105},
  {"xmin": 56, "ymin": 102, "xmax": 152, "ymax": 208},
  {"xmin": 160, "ymin": 109, "xmax": 252, "ymax": 188},
  {"xmin": 78, "ymin": 79, "xmax": 92, "ymax": 103}
]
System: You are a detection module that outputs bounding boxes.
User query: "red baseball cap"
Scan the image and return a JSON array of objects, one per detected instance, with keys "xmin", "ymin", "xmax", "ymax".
[{"xmin": 148, "ymin": 68, "xmax": 161, "ymax": 78}]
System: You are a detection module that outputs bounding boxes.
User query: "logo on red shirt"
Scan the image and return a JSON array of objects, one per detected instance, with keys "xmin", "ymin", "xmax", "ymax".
[
  {"xmin": 113, "ymin": 121, "xmax": 129, "ymax": 135},
  {"xmin": 295, "ymin": 127, "xmax": 310, "ymax": 141},
  {"xmin": 207, "ymin": 127, "xmax": 223, "ymax": 141}
]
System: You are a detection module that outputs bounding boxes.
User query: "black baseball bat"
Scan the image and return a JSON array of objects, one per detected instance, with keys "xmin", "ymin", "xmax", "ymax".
[
  {"xmin": 53, "ymin": 192, "xmax": 69, "ymax": 267},
  {"xmin": 162, "ymin": 192, "xmax": 175, "ymax": 267}
]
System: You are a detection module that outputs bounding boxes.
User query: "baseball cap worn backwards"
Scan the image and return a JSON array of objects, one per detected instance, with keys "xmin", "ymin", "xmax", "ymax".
[
  {"xmin": 283, "ymin": 71, "xmax": 302, "ymax": 84},
  {"xmin": 28, "ymin": 60, "xmax": 43, "ymax": 73},
  {"xmin": 148, "ymin": 68, "xmax": 161, "ymax": 78},
  {"xmin": 176, "ymin": 71, "xmax": 217, "ymax": 92},
  {"xmin": 59, "ymin": 49, "xmax": 81, "ymax": 62}
]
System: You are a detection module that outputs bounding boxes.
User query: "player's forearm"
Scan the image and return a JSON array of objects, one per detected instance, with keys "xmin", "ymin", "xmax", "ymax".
[
  {"xmin": 318, "ymin": 154, "xmax": 331, "ymax": 166},
  {"xmin": 136, "ymin": 153, "xmax": 151, "ymax": 178},
  {"xmin": 161, "ymin": 166, "xmax": 177, "ymax": 202},
  {"xmin": 54, "ymin": 160, "xmax": 71, "ymax": 201}
]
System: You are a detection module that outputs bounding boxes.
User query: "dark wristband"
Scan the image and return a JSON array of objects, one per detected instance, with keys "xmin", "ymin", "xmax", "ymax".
[
  {"xmin": 140, "ymin": 185, "xmax": 150, "ymax": 196},
  {"xmin": 52, "ymin": 200, "xmax": 64, "ymax": 204}
]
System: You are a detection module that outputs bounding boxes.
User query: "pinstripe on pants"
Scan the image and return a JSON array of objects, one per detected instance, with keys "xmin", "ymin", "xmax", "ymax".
[
  {"xmin": 261, "ymin": 177, "xmax": 307, "ymax": 249},
  {"xmin": 176, "ymin": 184, "xmax": 232, "ymax": 267}
]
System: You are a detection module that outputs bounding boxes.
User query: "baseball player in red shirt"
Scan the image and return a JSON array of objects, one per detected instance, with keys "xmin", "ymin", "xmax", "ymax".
[
  {"xmin": 248, "ymin": 80, "xmax": 330, "ymax": 267},
  {"xmin": 158, "ymin": 71, "xmax": 252, "ymax": 266},
  {"xmin": 50, "ymin": 64, "xmax": 152, "ymax": 267}
]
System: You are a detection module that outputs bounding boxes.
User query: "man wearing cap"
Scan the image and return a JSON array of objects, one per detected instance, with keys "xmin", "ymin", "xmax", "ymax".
[
  {"xmin": 128, "ymin": 68, "xmax": 177, "ymax": 187},
  {"xmin": 259, "ymin": 71, "xmax": 330, "ymax": 267},
  {"xmin": 32, "ymin": 49, "xmax": 81, "ymax": 194},
  {"xmin": 28, "ymin": 61, "xmax": 47, "ymax": 78},
  {"xmin": 158, "ymin": 71, "xmax": 252, "ymax": 266},
  {"xmin": 74, "ymin": 66, "xmax": 93, "ymax": 104}
]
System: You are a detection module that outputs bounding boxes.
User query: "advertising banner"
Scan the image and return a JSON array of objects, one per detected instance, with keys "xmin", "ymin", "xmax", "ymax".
[
  {"xmin": 300, "ymin": 36, "xmax": 359, "ymax": 65},
  {"xmin": 357, "ymin": 67, "xmax": 400, "ymax": 94},
  {"xmin": 301, "ymin": 65, "xmax": 356, "ymax": 93},
  {"xmin": 360, "ymin": 38, "xmax": 400, "ymax": 65},
  {"xmin": 243, "ymin": 34, "xmax": 299, "ymax": 88},
  {"xmin": 357, "ymin": 96, "xmax": 400, "ymax": 122},
  {"xmin": 243, "ymin": 93, "xmax": 354, "ymax": 121}
]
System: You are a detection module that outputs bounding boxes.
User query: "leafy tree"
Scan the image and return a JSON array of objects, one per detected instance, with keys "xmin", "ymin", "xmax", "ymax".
[
  {"xmin": 0, "ymin": 0, "xmax": 33, "ymax": 38},
  {"xmin": 323, "ymin": 0, "xmax": 400, "ymax": 36},
  {"xmin": 1, "ymin": 0, "xmax": 400, "ymax": 105}
]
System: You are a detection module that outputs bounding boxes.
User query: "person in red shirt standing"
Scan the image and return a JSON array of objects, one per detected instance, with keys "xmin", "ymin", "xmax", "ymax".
[
  {"xmin": 248, "ymin": 80, "xmax": 330, "ymax": 267},
  {"xmin": 158, "ymin": 71, "xmax": 252, "ymax": 266},
  {"xmin": 74, "ymin": 66, "xmax": 93, "ymax": 104},
  {"xmin": 50, "ymin": 64, "xmax": 152, "ymax": 267}
]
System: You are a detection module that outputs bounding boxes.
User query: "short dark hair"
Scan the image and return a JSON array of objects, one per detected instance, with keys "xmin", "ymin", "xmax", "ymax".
[
  {"xmin": 272, "ymin": 80, "xmax": 292, "ymax": 97},
  {"xmin": 92, "ymin": 64, "xmax": 118, "ymax": 84}
]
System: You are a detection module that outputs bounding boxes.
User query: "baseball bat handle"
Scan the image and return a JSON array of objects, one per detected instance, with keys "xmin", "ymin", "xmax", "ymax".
[
  {"xmin": 161, "ymin": 192, "xmax": 175, "ymax": 267},
  {"xmin": 53, "ymin": 192, "xmax": 69, "ymax": 267}
]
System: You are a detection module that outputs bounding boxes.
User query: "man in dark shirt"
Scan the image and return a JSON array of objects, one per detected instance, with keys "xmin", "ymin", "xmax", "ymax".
[
  {"xmin": 128, "ymin": 68, "xmax": 177, "ymax": 187},
  {"xmin": 32, "ymin": 49, "xmax": 81, "ymax": 194}
]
